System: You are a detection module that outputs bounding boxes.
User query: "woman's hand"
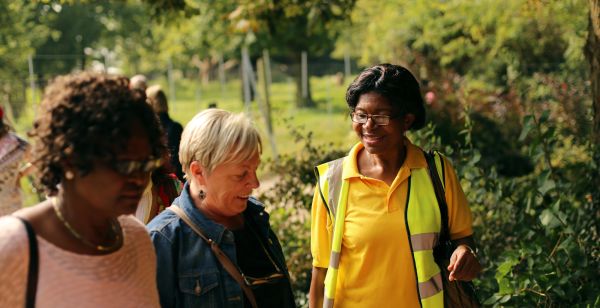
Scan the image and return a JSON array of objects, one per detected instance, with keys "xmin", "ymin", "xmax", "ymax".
[{"xmin": 447, "ymin": 244, "xmax": 481, "ymax": 281}]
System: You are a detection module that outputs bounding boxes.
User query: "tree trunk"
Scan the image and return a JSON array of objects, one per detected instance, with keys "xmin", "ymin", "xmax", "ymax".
[{"xmin": 584, "ymin": 0, "xmax": 600, "ymax": 207}]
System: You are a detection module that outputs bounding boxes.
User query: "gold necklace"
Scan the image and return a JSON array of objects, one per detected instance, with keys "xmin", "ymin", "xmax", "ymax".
[{"xmin": 51, "ymin": 197, "xmax": 123, "ymax": 252}]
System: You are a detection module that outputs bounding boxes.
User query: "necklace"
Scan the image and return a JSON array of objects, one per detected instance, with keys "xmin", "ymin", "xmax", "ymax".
[{"xmin": 50, "ymin": 197, "xmax": 123, "ymax": 252}]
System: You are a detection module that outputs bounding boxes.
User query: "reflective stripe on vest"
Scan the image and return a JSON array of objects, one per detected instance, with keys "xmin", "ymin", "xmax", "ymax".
[{"xmin": 314, "ymin": 152, "xmax": 446, "ymax": 308}]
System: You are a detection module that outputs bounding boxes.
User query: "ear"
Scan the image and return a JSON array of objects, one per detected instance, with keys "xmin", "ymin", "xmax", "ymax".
[
  {"xmin": 402, "ymin": 114, "xmax": 416, "ymax": 131},
  {"xmin": 189, "ymin": 161, "xmax": 208, "ymax": 185}
]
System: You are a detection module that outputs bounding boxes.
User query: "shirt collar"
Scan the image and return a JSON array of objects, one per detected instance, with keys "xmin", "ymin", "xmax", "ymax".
[{"xmin": 342, "ymin": 137, "xmax": 427, "ymax": 180}]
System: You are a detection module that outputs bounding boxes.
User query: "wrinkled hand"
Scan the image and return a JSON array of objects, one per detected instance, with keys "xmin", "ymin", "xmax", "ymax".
[{"xmin": 447, "ymin": 245, "xmax": 481, "ymax": 281}]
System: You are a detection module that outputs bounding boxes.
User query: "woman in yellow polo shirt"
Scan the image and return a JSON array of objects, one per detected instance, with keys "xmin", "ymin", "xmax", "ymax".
[{"xmin": 309, "ymin": 64, "xmax": 481, "ymax": 308}]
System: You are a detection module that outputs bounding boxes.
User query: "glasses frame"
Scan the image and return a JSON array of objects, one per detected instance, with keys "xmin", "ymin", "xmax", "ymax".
[
  {"xmin": 240, "ymin": 224, "xmax": 285, "ymax": 288},
  {"xmin": 350, "ymin": 111, "xmax": 400, "ymax": 126}
]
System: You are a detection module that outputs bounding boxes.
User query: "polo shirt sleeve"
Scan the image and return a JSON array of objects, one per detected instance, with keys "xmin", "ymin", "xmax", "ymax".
[
  {"xmin": 310, "ymin": 185, "xmax": 332, "ymax": 268},
  {"xmin": 442, "ymin": 156, "xmax": 473, "ymax": 240}
]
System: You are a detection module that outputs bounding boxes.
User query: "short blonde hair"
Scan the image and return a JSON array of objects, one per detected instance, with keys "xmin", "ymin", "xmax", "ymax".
[
  {"xmin": 180, "ymin": 109, "xmax": 262, "ymax": 175},
  {"xmin": 146, "ymin": 85, "xmax": 168, "ymax": 113}
]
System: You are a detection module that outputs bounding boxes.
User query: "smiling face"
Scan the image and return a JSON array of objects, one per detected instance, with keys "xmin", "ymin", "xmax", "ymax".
[
  {"xmin": 68, "ymin": 120, "xmax": 153, "ymax": 217},
  {"xmin": 200, "ymin": 151, "xmax": 261, "ymax": 218},
  {"xmin": 352, "ymin": 92, "xmax": 413, "ymax": 155}
]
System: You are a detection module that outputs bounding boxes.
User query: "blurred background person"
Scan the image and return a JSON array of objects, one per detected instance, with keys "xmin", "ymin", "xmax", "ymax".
[
  {"xmin": 0, "ymin": 72, "xmax": 166, "ymax": 307},
  {"xmin": 148, "ymin": 109, "xmax": 296, "ymax": 308},
  {"xmin": 130, "ymin": 74, "xmax": 148, "ymax": 91},
  {"xmin": 0, "ymin": 105, "xmax": 32, "ymax": 215},
  {"xmin": 146, "ymin": 85, "xmax": 184, "ymax": 182}
]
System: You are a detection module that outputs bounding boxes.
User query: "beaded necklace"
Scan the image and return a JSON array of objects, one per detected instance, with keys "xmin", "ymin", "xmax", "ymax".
[{"xmin": 51, "ymin": 197, "xmax": 123, "ymax": 252}]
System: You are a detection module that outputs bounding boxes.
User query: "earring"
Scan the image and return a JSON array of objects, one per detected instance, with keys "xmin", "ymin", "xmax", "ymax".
[
  {"xmin": 198, "ymin": 190, "xmax": 206, "ymax": 200},
  {"xmin": 65, "ymin": 170, "xmax": 74, "ymax": 180}
]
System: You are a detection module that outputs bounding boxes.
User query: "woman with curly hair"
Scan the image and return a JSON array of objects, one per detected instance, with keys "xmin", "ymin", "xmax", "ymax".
[
  {"xmin": 0, "ymin": 72, "xmax": 166, "ymax": 307},
  {"xmin": 0, "ymin": 105, "xmax": 31, "ymax": 215}
]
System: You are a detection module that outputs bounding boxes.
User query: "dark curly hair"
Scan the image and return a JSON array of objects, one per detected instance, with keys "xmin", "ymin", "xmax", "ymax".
[
  {"xmin": 29, "ymin": 72, "xmax": 167, "ymax": 195},
  {"xmin": 345, "ymin": 63, "xmax": 426, "ymax": 130}
]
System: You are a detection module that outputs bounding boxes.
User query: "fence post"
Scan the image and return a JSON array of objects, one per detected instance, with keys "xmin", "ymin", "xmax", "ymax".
[
  {"xmin": 28, "ymin": 54, "xmax": 36, "ymax": 106},
  {"xmin": 301, "ymin": 51, "xmax": 308, "ymax": 99},
  {"xmin": 219, "ymin": 53, "xmax": 226, "ymax": 101},
  {"xmin": 344, "ymin": 50, "xmax": 351, "ymax": 82},
  {"xmin": 241, "ymin": 47, "xmax": 252, "ymax": 114},
  {"xmin": 167, "ymin": 57, "xmax": 176, "ymax": 111}
]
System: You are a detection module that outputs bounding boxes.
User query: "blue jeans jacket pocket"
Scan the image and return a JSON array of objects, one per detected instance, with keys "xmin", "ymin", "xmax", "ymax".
[{"xmin": 179, "ymin": 271, "xmax": 220, "ymax": 307}]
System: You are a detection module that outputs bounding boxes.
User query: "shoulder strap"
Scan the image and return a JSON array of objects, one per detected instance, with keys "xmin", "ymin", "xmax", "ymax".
[
  {"xmin": 424, "ymin": 151, "xmax": 450, "ymax": 243},
  {"xmin": 168, "ymin": 206, "xmax": 258, "ymax": 308},
  {"xmin": 14, "ymin": 217, "xmax": 38, "ymax": 308}
]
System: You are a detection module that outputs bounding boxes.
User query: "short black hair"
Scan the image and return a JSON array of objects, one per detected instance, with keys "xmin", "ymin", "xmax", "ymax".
[
  {"xmin": 345, "ymin": 63, "xmax": 426, "ymax": 130},
  {"xmin": 29, "ymin": 72, "xmax": 167, "ymax": 195}
]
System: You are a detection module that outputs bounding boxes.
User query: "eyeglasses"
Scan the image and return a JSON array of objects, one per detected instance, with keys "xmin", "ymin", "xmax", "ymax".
[
  {"xmin": 242, "ymin": 272, "xmax": 285, "ymax": 287},
  {"xmin": 351, "ymin": 112, "xmax": 399, "ymax": 126},
  {"xmin": 113, "ymin": 157, "xmax": 163, "ymax": 176}
]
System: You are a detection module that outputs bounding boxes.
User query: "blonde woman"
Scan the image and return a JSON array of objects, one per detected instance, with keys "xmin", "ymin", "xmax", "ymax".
[{"xmin": 148, "ymin": 109, "xmax": 295, "ymax": 308}]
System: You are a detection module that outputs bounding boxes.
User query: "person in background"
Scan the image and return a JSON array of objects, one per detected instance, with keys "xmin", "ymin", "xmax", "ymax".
[
  {"xmin": 309, "ymin": 64, "xmax": 481, "ymax": 307},
  {"xmin": 135, "ymin": 164, "xmax": 183, "ymax": 224},
  {"xmin": 0, "ymin": 105, "xmax": 32, "ymax": 215},
  {"xmin": 130, "ymin": 74, "xmax": 148, "ymax": 91},
  {"xmin": 147, "ymin": 109, "xmax": 296, "ymax": 308},
  {"xmin": 146, "ymin": 85, "xmax": 184, "ymax": 182},
  {"xmin": 0, "ymin": 72, "xmax": 165, "ymax": 307}
]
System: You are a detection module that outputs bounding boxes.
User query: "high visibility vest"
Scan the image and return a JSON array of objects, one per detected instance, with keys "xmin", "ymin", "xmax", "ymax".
[{"xmin": 315, "ymin": 152, "xmax": 446, "ymax": 308}]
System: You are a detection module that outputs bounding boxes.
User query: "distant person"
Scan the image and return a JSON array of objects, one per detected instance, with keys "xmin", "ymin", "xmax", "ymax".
[
  {"xmin": 0, "ymin": 106, "xmax": 31, "ymax": 215},
  {"xmin": 0, "ymin": 72, "xmax": 165, "ymax": 307},
  {"xmin": 147, "ymin": 109, "xmax": 296, "ymax": 308},
  {"xmin": 134, "ymin": 165, "xmax": 183, "ymax": 224},
  {"xmin": 130, "ymin": 74, "xmax": 148, "ymax": 90},
  {"xmin": 309, "ymin": 64, "xmax": 481, "ymax": 307},
  {"xmin": 146, "ymin": 85, "xmax": 184, "ymax": 182}
]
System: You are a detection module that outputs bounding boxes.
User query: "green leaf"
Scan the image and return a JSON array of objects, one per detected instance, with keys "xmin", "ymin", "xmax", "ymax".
[
  {"xmin": 538, "ymin": 179, "xmax": 556, "ymax": 195},
  {"xmin": 519, "ymin": 115, "xmax": 535, "ymax": 141},
  {"xmin": 539, "ymin": 209, "xmax": 561, "ymax": 229}
]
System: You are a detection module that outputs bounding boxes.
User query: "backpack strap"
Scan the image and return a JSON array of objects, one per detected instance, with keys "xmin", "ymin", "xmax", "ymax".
[
  {"xmin": 424, "ymin": 150, "xmax": 450, "ymax": 242},
  {"xmin": 14, "ymin": 216, "xmax": 38, "ymax": 308}
]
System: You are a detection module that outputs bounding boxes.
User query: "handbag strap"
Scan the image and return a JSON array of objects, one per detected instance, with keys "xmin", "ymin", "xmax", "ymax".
[
  {"xmin": 168, "ymin": 205, "xmax": 258, "ymax": 308},
  {"xmin": 14, "ymin": 216, "xmax": 38, "ymax": 308},
  {"xmin": 424, "ymin": 150, "xmax": 451, "ymax": 243}
]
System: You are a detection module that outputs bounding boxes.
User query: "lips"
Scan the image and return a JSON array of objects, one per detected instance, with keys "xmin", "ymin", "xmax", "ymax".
[{"xmin": 362, "ymin": 133, "xmax": 384, "ymax": 145}]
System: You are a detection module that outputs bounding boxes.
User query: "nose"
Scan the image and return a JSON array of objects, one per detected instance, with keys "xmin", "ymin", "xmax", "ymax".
[
  {"xmin": 247, "ymin": 171, "xmax": 260, "ymax": 189},
  {"xmin": 363, "ymin": 115, "xmax": 377, "ymax": 129},
  {"xmin": 128, "ymin": 170, "xmax": 150, "ymax": 187}
]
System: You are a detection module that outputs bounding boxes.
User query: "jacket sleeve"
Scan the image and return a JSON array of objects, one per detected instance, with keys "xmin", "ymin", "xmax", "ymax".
[{"xmin": 149, "ymin": 229, "xmax": 178, "ymax": 308}]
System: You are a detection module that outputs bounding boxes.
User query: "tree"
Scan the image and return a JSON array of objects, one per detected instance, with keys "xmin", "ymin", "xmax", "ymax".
[
  {"xmin": 584, "ymin": 0, "xmax": 600, "ymax": 209},
  {"xmin": 0, "ymin": 2, "xmax": 51, "ymax": 117},
  {"xmin": 144, "ymin": 0, "xmax": 356, "ymax": 108}
]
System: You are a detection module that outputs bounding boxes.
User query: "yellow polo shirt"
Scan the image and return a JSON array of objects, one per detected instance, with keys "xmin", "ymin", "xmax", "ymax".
[{"xmin": 310, "ymin": 139, "xmax": 473, "ymax": 307}]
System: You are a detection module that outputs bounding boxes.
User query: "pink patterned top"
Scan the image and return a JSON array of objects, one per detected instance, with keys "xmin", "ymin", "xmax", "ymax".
[{"xmin": 0, "ymin": 214, "xmax": 160, "ymax": 307}]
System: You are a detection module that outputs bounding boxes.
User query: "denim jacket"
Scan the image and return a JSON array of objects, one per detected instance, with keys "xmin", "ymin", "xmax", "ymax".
[{"xmin": 147, "ymin": 183, "xmax": 295, "ymax": 308}]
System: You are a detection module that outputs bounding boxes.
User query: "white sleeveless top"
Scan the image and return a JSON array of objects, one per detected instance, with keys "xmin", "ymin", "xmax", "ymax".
[{"xmin": 0, "ymin": 215, "xmax": 160, "ymax": 307}]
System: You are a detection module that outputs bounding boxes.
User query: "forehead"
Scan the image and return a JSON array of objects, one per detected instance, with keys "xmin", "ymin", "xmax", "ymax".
[
  {"xmin": 355, "ymin": 92, "xmax": 393, "ymax": 111},
  {"xmin": 214, "ymin": 151, "xmax": 261, "ymax": 172},
  {"xmin": 117, "ymin": 120, "xmax": 151, "ymax": 160}
]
